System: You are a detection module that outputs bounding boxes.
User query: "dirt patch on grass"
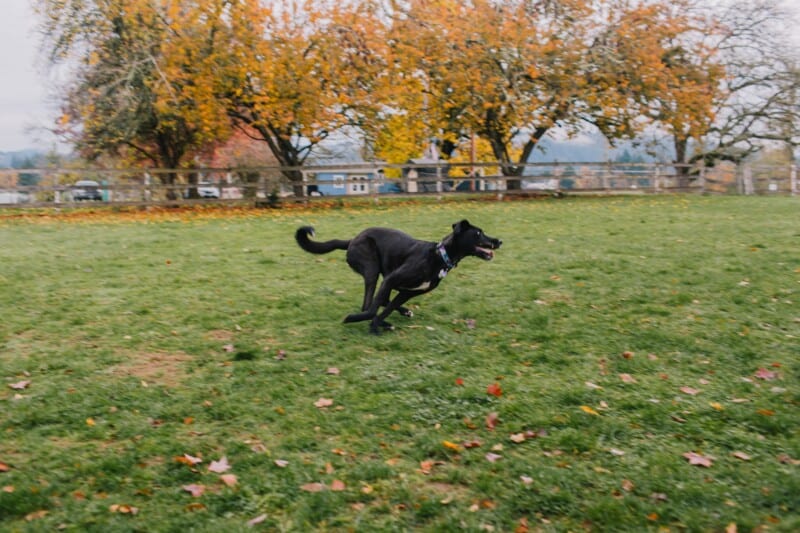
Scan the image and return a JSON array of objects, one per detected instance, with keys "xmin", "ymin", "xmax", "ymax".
[{"xmin": 109, "ymin": 351, "xmax": 192, "ymax": 387}]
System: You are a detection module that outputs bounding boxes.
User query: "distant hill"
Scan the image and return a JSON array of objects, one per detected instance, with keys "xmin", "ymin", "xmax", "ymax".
[{"xmin": 0, "ymin": 149, "xmax": 43, "ymax": 169}]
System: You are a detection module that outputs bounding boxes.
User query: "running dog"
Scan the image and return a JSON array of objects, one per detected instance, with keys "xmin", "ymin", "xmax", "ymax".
[{"xmin": 295, "ymin": 220, "xmax": 502, "ymax": 334}]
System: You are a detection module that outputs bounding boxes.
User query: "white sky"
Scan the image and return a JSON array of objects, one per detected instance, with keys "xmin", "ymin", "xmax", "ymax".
[{"xmin": 0, "ymin": 0, "xmax": 798, "ymax": 153}]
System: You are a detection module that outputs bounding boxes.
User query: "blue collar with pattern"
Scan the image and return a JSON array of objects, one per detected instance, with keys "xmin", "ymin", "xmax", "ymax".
[{"xmin": 436, "ymin": 242, "xmax": 455, "ymax": 278}]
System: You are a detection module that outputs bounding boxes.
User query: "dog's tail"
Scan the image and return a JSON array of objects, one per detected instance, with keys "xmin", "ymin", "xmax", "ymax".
[{"xmin": 295, "ymin": 226, "xmax": 350, "ymax": 254}]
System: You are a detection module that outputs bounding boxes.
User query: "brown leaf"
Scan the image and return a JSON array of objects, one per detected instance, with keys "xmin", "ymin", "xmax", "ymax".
[
  {"xmin": 683, "ymin": 451, "xmax": 713, "ymax": 467},
  {"xmin": 485, "ymin": 412, "xmax": 499, "ymax": 430},
  {"xmin": 619, "ymin": 373, "xmax": 637, "ymax": 384},
  {"xmin": 0, "ymin": 462, "xmax": 10, "ymax": 472},
  {"xmin": 330, "ymin": 479, "xmax": 346, "ymax": 491},
  {"xmin": 176, "ymin": 453, "xmax": 203, "ymax": 466},
  {"xmin": 300, "ymin": 482, "xmax": 326, "ymax": 493},
  {"xmin": 219, "ymin": 474, "xmax": 238, "ymax": 487},
  {"xmin": 24, "ymin": 510, "xmax": 48, "ymax": 521},
  {"xmin": 208, "ymin": 456, "xmax": 231, "ymax": 473},
  {"xmin": 621, "ymin": 479, "xmax": 635, "ymax": 492}
]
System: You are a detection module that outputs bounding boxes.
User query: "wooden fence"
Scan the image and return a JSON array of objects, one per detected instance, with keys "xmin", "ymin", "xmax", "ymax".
[{"xmin": 0, "ymin": 161, "xmax": 796, "ymax": 208}]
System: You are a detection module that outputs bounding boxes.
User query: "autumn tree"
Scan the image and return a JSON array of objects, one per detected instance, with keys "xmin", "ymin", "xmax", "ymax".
[
  {"xmin": 36, "ymin": 0, "xmax": 237, "ymax": 197},
  {"xmin": 216, "ymin": 0, "xmax": 389, "ymax": 194}
]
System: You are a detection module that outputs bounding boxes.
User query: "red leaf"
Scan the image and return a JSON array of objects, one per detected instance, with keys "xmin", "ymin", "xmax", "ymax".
[
  {"xmin": 455, "ymin": 377, "xmax": 464, "ymax": 386},
  {"xmin": 683, "ymin": 451, "xmax": 713, "ymax": 467},
  {"xmin": 486, "ymin": 383, "xmax": 502, "ymax": 397}
]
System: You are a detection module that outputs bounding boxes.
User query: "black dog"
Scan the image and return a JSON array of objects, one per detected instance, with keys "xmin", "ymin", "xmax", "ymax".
[{"xmin": 295, "ymin": 220, "xmax": 502, "ymax": 334}]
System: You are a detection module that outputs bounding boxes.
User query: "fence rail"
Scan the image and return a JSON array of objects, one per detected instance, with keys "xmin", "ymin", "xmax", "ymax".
[{"xmin": 0, "ymin": 161, "xmax": 796, "ymax": 208}]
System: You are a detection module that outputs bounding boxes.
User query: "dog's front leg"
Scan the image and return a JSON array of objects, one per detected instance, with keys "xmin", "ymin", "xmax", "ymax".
[{"xmin": 369, "ymin": 291, "xmax": 415, "ymax": 334}]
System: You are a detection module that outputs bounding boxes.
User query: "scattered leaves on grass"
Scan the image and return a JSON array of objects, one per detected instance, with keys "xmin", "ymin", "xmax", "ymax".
[
  {"xmin": 463, "ymin": 439, "xmax": 482, "ymax": 449},
  {"xmin": 486, "ymin": 383, "xmax": 502, "ymax": 397},
  {"xmin": 208, "ymin": 457, "xmax": 231, "ymax": 473},
  {"xmin": 182, "ymin": 484, "xmax": 206, "ymax": 497},
  {"xmin": 8, "ymin": 380, "xmax": 30, "ymax": 390},
  {"xmin": 419, "ymin": 460, "xmax": 444, "ymax": 475},
  {"xmin": 485, "ymin": 412, "xmax": 499, "ymax": 430},
  {"xmin": 683, "ymin": 451, "xmax": 713, "ymax": 467},
  {"xmin": 619, "ymin": 373, "xmax": 637, "ymax": 384},
  {"xmin": 314, "ymin": 398, "xmax": 334, "ymax": 408}
]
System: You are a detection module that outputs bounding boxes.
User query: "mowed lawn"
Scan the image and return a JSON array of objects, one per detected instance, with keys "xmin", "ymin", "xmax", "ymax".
[{"xmin": 0, "ymin": 196, "xmax": 798, "ymax": 532}]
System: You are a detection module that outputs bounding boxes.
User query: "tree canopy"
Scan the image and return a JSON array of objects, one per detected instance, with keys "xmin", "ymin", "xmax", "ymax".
[{"xmin": 36, "ymin": 0, "xmax": 800, "ymax": 190}]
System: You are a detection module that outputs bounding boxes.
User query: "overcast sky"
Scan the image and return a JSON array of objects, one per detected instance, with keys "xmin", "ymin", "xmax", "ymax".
[{"xmin": 1, "ymin": 0, "xmax": 798, "ymax": 154}]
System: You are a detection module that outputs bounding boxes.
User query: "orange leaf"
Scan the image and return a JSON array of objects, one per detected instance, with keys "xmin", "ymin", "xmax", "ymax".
[
  {"xmin": 442, "ymin": 440, "xmax": 462, "ymax": 452},
  {"xmin": 580, "ymin": 405, "xmax": 600, "ymax": 416},
  {"xmin": 486, "ymin": 383, "xmax": 502, "ymax": 397},
  {"xmin": 219, "ymin": 474, "xmax": 238, "ymax": 487},
  {"xmin": 330, "ymin": 479, "xmax": 346, "ymax": 491}
]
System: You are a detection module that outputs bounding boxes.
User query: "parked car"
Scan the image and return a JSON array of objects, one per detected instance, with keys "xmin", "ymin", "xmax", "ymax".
[{"xmin": 72, "ymin": 180, "xmax": 103, "ymax": 201}]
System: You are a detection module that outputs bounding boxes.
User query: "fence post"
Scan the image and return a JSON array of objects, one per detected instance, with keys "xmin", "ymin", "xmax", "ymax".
[
  {"xmin": 791, "ymin": 164, "xmax": 798, "ymax": 197},
  {"xmin": 653, "ymin": 164, "xmax": 661, "ymax": 193}
]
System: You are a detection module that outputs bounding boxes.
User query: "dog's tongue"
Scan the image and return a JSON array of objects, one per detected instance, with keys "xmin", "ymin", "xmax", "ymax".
[{"xmin": 477, "ymin": 247, "xmax": 494, "ymax": 259}]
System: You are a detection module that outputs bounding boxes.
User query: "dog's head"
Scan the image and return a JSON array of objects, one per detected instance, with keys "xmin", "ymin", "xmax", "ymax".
[{"xmin": 452, "ymin": 219, "xmax": 502, "ymax": 261}]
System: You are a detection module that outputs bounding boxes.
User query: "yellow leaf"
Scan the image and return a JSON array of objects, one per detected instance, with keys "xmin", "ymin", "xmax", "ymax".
[
  {"xmin": 580, "ymin": 405, "xmax": 600, "ymax": 416},
  {"xmin": 86, "ymin": 418, "xmax": 96, "ymax": 427},
  {"xmin": 442, "ymin": 440, "xmax": 462, "ymax": 452}
]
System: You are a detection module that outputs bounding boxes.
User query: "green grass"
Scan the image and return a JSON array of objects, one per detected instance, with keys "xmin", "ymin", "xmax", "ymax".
[{"xmin": 0, "ymin": 196, "xmax": 798, "ymax": 532}]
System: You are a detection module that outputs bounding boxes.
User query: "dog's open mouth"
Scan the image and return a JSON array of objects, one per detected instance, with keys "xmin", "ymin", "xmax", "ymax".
[{"xmin": 475, "ymin": 247, "xmax": 495, "ymax": 260}]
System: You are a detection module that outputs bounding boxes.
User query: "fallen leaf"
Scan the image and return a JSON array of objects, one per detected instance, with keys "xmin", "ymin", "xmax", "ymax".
[
  {"xmin": 585, "ymin": 381, "xmax": 602, "ymax": 390},
  {"xmin": 176, "ymin": 454, "xmax": 203, "ymax": 466},
  {"xmin": 185, "ymin": 502, "xmax": 206, "ymax": 512},
  {"xmin": 680, "ymin": 386, "xmax": 701, "ymax": 395},
  {"xmin": 274, "ymin": 459, "xmax": 289, "ymax": 468},
  {"xmin": 2, "ymin": 485, "xmax": 14, "ymax": 493},
  {"xmin": 8, "ymin": 380, "xmax": 31, "ymax": 390},
  {"xmin": 580, "ymin": 405, "xmax": 600, "ymax": 416},
  {"xmin": 732, "ymin": 452, "xmax": 751, "ymax": 461},
  {"xmin": 485, "ymin": 452, "xmax": 502, "ymax": 463},
  {"xmin": 182, "ymin": 484, "xmax": 206, "ymax": 497},
  {"xmin": 754, "ymin": 368, "xmax": 779, "ymax": 381},
  {"xmin": 419, "ymin": 460, "xmax": 436, "ymax": 475},
  {"xmin": 314, "ymin": 398, "xmax": 334, "ymax": 408},
  {"xmin": 757, "ymin": 409, "xmax": 775, "ymax": 417},
  {"xmin": 485, "ymin": 412, "xmax": 499, "ymax": 430},
  {"xmin": 621, "ymin": 351, "xmax": 634, "ymax": 359},
  {"xmin": 510, "ymin": 433, "xmax": 526, "ymax": 443},
  {"xmin": 208, "ymin": 457, "xmax": 231, "ymax": 473},
  {"xmin": 25, "ymin": 510, "xmax": 48, "ymax": 521},
  {"xmin": 300, "ymin": 482, "xmax": 326, "ymax": 493},
  {"xmin": 609, "ymin": 448, "xmax": 626, "ymax": 456},
  {"xmin": 465, "ymin": 318, "xmax": 477, "ymax": 329},
  {"xmin": 683, "ymin": 451, "xmax": 713, "ymax": 467},
  {"xmin": 219, "ymin": 474, "xmax": 238, "ymax": 487},
  {"xmin": 247, "ymin": 514, "xmax": 268, "ymax": 526},
  {"xmin": 520, "ymin": 475, "xmax": 534, "ymax": 486},
  {"xmin": 86, "ymin": 417, "xmax": 96, "ymax": 427},
  {"xmin": 709, "ymin": 402, "xmax": 724, "ymax": 411},
  {"xmin": 442, "ymin": 440, "xmax": 462, "ymax": 452},
  {"xmin": 455, "ymin": 377, "xmax": 465, "ymax": 386},
  {"xmin": 621, "ymin": 479, "xmax": 635, "ymax": 492},
  {"xmin": 486, "ymin": 383, "xmax": 503, "ymax": 397},
  {"xmin": 109, "ymin": 504, "xmax": 139, "ymax": 515},
  {"xmin": 463, "ymin": 439, "xmax": 483, "ymax": 449},
  {"xmin": 330, "ymin": 479, "xmax": 346, "ymax": 491},
  {"xmin": 619, "ymin": 373, "xmax": 637, "ymax": 384},
  {"xmin": 222, "ymin": 344, "xmax": 235, "ymax": 353},
  {"xmin": 725, "ymin": 523, "xmax": 737, "ymax": 533},
  {"xmin": 0, "ymin": 462, "xmax": 10, "ymax": 472},
  {"xmin": 325, "ymin": 367, "xmax": 340, "ymax": 375}
]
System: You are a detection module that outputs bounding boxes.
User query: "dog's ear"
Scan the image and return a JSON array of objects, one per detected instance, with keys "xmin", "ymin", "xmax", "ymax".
[{"xmin": 452, "ymin": 219, "xmax": 471, "ymax": 233}]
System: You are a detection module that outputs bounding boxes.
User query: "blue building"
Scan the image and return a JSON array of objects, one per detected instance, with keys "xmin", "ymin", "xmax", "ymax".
[{"xmin": 304, "ymin": 167, "xmax": 402, "ymax": 196}]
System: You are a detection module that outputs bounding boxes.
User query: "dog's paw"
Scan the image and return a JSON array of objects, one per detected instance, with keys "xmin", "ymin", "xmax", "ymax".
[
  {"xmin": 380, "ymin": 320, "xmax": 394, "ymax": 330},
  {"xmin": 398, "ymin": 307, "xmax": 414, "ymax": 318}
]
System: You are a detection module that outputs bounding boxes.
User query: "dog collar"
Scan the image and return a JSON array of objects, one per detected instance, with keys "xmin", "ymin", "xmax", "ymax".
[{"xmin": 436, "ymin": 243, "xmax": 455, "ymax": 278}]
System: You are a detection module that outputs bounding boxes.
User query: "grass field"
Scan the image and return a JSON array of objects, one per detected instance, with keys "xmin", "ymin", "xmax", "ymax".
[{"xmin": 0, "ymin": 196, "xmax": 798, "ymax": 532}]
